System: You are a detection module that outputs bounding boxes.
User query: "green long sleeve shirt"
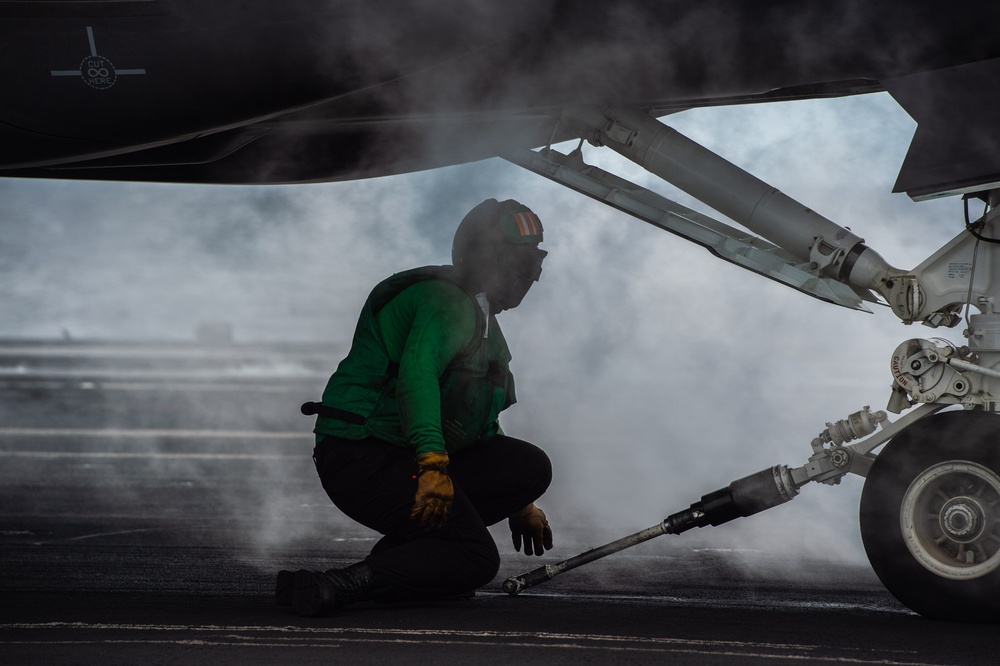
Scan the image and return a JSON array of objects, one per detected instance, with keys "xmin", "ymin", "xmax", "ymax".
[{"xmin": 314, "ymin": 267, "xmax": 514, "ymax": 455}]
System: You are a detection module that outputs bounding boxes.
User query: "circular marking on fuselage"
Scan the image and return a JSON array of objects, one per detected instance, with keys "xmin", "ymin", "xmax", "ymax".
[{"xmin": 81, "ymin": 55, "xmax": 116, "ymax": 90}]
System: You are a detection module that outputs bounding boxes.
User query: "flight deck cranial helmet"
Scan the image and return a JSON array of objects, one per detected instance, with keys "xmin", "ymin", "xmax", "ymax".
[{"xmin": 452, "ymin": 198, "xmax": 547, "ymax": 311}]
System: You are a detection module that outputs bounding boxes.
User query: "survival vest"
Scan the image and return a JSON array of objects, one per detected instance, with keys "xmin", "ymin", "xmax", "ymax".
[{"xmin": 311, "ymin": 266, "xmax": 516, "ymax": 453}]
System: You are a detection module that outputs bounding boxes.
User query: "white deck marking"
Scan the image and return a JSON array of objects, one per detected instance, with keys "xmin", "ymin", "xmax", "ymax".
[{"xmin": 0, "ymin": 623, "xmax": 944, "ymax": 665}]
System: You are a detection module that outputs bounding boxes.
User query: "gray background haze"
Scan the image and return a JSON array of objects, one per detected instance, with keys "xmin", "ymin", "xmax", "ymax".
[{"xmin": 0, "ymin": 93, "xmax": 967, "ymax": 572}]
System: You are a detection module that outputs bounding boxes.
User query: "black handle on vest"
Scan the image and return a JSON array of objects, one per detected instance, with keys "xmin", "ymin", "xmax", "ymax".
[{"xmin": 300, "ymin": 401, "xmax": 365, "ymax": 425}]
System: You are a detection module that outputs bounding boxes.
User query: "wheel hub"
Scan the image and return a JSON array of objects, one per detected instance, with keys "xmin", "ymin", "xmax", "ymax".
[
  {"xmin": 900, "ymin": 461, "xmax": 1000, "ymax": 580},
  {"xmin": 940, "ymin": 497, "xmax": 986, "ymax": 542}
]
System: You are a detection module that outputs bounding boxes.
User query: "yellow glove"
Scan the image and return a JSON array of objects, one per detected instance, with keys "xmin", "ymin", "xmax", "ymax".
[
  {"xmin": 508, "ymin": 503, "xmax": 553, "ymax": 556},
  {"xmin": 410, "ymin": 451, "xmax": 454, "ymax": 531}
]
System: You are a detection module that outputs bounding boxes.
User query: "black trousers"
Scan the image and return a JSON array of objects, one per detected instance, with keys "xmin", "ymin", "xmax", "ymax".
[{"xmin": 313, "ymin": 434, "xmax": 552, "ymax": 600}]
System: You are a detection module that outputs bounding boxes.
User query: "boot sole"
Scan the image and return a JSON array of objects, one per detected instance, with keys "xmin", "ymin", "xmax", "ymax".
[
  {"xmin": 292, "ymin": 569, "xmax": 333, "ymax": 617},
  {"xmin": 275, "ymin": 570, "xmax": 293, "ymax": 607}
]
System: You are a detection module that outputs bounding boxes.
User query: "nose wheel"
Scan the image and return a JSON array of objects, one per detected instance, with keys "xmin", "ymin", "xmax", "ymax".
[{"xmin": 860, "ymin": 411, "xmax": 1000, "ymax": 622}]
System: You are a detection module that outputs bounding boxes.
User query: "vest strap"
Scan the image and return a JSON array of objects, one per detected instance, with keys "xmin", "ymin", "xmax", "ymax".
[{"xmin": 300, "ymin": 402, "xmax": 365, "ymax": 425}]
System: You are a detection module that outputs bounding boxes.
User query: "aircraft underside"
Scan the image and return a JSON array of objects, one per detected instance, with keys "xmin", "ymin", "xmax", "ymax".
[{"xmin": 3, "ymin": 0, "xmax": 1000, "ymax": 198}]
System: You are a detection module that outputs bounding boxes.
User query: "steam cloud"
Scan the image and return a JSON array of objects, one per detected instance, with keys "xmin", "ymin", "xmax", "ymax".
[{"xmin": 0, "ymin": 91, "xmax": 967, "ymax": 578}]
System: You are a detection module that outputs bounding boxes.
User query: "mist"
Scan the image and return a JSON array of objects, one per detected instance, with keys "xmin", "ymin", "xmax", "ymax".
[{"xmin": 0, "ymin": 91, "xmax": 970, "ymax": 579}]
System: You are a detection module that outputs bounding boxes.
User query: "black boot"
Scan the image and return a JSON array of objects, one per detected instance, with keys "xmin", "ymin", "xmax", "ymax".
[
  {"xmin": 291, "ymin": 562, "xmax": 376, "ymax": 617},
  {"xmin": 275, "ymin": 569, "xmax": 295, "ymax": 607}
]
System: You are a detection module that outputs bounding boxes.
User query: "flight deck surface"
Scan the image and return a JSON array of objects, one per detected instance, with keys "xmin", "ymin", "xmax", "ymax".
[{"xmin": 1, "ymin": 341, "xmax": 997, "ymax": 664}]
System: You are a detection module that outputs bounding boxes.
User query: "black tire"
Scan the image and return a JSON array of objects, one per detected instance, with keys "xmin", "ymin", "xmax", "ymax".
[{"xmin": 860, "ymin": 410, "xmax": 1000, "ymax": 622}]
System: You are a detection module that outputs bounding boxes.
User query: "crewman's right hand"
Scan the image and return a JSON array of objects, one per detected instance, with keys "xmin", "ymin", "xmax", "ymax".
[
  {"xmin": 410, "ymin": 451, "xmax": 454, "ymax": 531},
  {"xmin": 508, "ymin": 503, "xmax": 553, "ymax": 556}
]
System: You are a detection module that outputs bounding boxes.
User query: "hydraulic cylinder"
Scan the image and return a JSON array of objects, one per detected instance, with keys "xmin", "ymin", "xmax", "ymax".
[{"xmin": 564, "ymin": 105, "xmax": 899, "ymax": 294}]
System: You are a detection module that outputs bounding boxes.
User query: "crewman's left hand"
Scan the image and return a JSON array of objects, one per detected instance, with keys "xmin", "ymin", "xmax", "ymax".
[
  {"xmin": 508, "ymin": 503, "xmax": 553, "ymax": 556},
  {"xmin": 410, "ymin": 451, "xmax": 454, "ymax": 531}
]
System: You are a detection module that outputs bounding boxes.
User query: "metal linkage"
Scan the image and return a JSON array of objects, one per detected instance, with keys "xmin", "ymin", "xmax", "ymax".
[
  {"xmin": 815, "ymin": 406, "xmax": 887, "ymax": 448},
  {"xmin": 887, "ymin": 337, "xmax": 1000, "ymax": 413},
  {"xmin": 800, "ymin": 406, "xmax": 887, "ymax": 485},
  {"xmin": 503, "ymin": 145, "xmax": 875, "ymax": 311},
  {"xmin": 516, "ymin": 107, "xmax": 1000, "ymax": 330},
  {"xmin": 541, "ymin": 105, "xmax": 903, "ymax": 301}
]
